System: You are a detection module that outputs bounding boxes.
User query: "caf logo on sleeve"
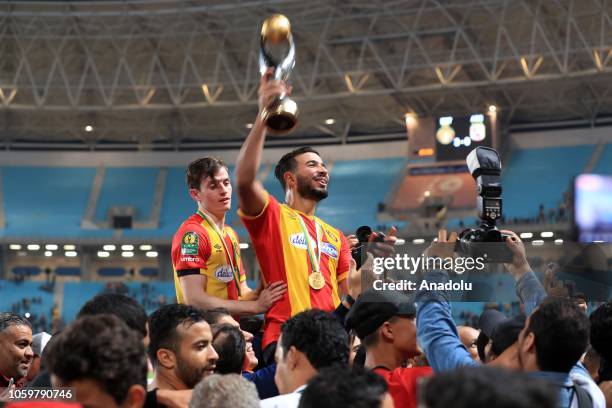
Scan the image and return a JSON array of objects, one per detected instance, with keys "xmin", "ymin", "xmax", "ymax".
[{"xmin": 181, "ymin": 232, "xmax": 199, "ymax": 255}]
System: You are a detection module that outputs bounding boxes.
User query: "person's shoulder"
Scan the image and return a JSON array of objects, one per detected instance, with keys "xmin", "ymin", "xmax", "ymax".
[
  {"xmin": 389, "ymin": 366, "xmax": 434, "ymax": 381},
  {"xmin": 174, "ymin": 215, "xmax": 207, "ymax": 236},
  {"xmin": 260, "ymin": 392, "xmax": 301, "ymax": 408}
]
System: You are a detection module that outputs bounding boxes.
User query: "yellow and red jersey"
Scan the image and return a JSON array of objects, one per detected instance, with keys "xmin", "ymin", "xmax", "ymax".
[
  {"xmin": 171, "ymin": 212, "xmax": 246, "ymax": 303},
  {"xmin": 238, "ymin": 193, "xmax": 351, "ymax": 348}
]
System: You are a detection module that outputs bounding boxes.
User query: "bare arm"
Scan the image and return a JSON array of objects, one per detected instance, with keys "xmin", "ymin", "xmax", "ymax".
[
  {"xmin": 179, "ymin": 274, "xmax": 285, "ymax": 315},
  {"xmin": 235, "ymin": 73, "xmax": 289, "ymax": 216}
]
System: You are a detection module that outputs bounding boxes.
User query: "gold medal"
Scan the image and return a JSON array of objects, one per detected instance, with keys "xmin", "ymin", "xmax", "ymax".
[{"xmin": 308, "ymin": 272, "xmax": 325, "ymax": 290}]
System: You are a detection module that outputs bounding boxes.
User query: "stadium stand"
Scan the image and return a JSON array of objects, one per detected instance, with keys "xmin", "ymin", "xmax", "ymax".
[{"xmin": 95, "ymin": 167, "xmax": 159, "ymax": 221}]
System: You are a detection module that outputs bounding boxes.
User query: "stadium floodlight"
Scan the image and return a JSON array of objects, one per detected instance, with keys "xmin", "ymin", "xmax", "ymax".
[
  {"xmin": 122, "ymin": 251, "xmax": 134, "ymax": 258},
  {"xmin": 9, "ymin": 244, "xmax": 22, "ymax": 250},
  {"xmin": 121, "ymin": 244, "xmax": 134, "ymax": 251},
  {"xmin": 239, "ymin": 243, "xmax": 249, "ymax": 249},
  {"xmin": 139, "ymin": 244, "xmax": 153, "ymax": 251},
  {"xmin": 145, "ymin": 251, "xmax": 158, "ymax": 258},
  {"xmin": 245, "ymin": 123, "xmax": 253, "ymax": 129},
  {"xmin": 531, "ymin": 240, "xmax": 544, "ymax": 246},
  {"xmin": 45, "ymin": 244, "xmax": 58, "ymax": 250},
  {"xmin": 85, "ymin": 125, "xmax": 93, "ymax": 132},
  {"xmin": 540, "ymin": 231, "xmax": 554, "ymax": 238},
  {"xmin": 97, "ymin": 251, "xmax": 110, "ymax": 258},
  {"xmin": 25, "ymin": 312, "xmax": 30, "ymax": 319},
  {"xmin": 325, "ymin": 118, "xmax": 335, "ymax": 125},
  {"xmin": 412, "ymin": 238, "xmax": 425, "ymax": 244},
  {"xmin": 554, "ymin": 239, "xmax": 564, "ymax": 245},
  {"xmin": 103, "ymin": 245, "xmax": 116, "ymax": 251},
  {"xmin": 27, "ymin": 244, "xmax": 40, "ymax": 251},
  {"xmin": 44, "ymin": 251, "xmax": 53, "ymax": 257},
  {"xmin": 488, "ymin": 105, "xmax": 497, "ymax": 113},
  {"xmin": 64, "ymin": 244, "xmax": 76, "ymax": 250},
  {"xmin": 65, "ymin": 251, "xmax": 78, "ymax": 257},
  {"xmin": 519, "ymin": 232, "xmax": 533, "ymax": 239}
]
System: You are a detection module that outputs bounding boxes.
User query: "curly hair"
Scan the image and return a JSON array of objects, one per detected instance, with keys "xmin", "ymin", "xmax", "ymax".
[
  {"xmin": 78, "ymin": 293, "xmax": 147, "ymax": 338},
  {"xmin": 45, "ymin": 314, "xmax": 147, "ymax": 406},
  {"xmin": 279, "ymin": 309, "xmax": 348, "ymax": 369}
]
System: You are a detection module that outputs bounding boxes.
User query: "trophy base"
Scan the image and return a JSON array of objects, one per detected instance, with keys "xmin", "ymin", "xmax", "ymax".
[{"xmin": 262, "ymin": 96, "xmax": 298, "ymax": 136}]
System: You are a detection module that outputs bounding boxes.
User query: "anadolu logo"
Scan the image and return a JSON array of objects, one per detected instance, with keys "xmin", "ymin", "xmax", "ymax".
[{"xmin": 214, "ymin": 265, "xmax": 234, "ymax": 283}]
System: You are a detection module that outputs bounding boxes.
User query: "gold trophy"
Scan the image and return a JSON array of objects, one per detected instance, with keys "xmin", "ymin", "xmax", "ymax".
[{"xmin": 259, "ymin": 14, "xmax": 298, "ymax": 135}]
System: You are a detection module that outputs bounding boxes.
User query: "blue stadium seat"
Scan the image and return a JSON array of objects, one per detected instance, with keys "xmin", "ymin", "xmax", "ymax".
[
  {"xmin": 139, "ymin": 267, "xmax": 159, "ymax": 277},
  {"xmin": 55, "ymin": 267, "xmax": 81, "ymax": 277},
  {"xmin": 12, "ymin": 266, "xmax": 42, "ymax": 277},
  {"xmin": 95, "ymin": 168, "xmax": 159, "ymax": 221},
  {"xmin": 593, "ymin": 144, "xmax": 612, "ymax": 174},
  {"xmin": 97, "ymin": 267, "xmax": 126, "ymax": 277},
  {"xmin": 502, "ymin": 146, "xmax": 594, "ymax": 218},
  {"xmin": 1, "ymin": 167, "xmax": 96, "ymax": 237}
]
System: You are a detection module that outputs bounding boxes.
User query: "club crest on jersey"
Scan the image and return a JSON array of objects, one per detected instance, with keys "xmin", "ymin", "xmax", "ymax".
[
  {"xmin": 214, "ymin": 265, "xmax": 234, "ymax": 283},
  {"xmin": 321, "ymin": 242, "xmax": 339, "ymax": 259},
  {"xmin": 181, "ymin": 232, "xmax": 199, "ymax": 255}
]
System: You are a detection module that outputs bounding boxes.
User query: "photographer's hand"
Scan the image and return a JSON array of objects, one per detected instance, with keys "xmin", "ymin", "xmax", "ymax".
[
  {"xmin": 368, "ymin": 226, "xmax": 398, "ymax": 257},
  {"xmin": 500, "ymin": 230, "xmax": 531, "ymax": 280},
  {"xmin": 424, "ymin": 229, "xmax": 458, "ymax": 260},
  {"xmin": 543, "ymin": 262, "xmax": 569, "ymax": 298}
]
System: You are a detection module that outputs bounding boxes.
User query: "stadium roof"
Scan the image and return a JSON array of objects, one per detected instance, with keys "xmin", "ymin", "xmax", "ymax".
[{"xmin": 0, "ymin": 0, "xmax": 610, "ymax": 150}]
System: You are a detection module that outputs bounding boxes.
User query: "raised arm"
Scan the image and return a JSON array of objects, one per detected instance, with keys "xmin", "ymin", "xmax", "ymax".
[
  {"xmin": 500, "ymin": 230, "xmax": 546, "ymax": 315},
  {"xmin": 235, "ymin": 73, "xmax": 289, "ymax": 216}
]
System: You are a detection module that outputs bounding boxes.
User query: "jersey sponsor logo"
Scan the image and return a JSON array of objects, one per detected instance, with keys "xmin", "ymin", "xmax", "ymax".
[
  {"xmin": 214, "ymin": 265, "xmax": 234, "ymax": 283},
  {"xmin": 288, "ymin": 232, "xmax": 315, "ymax": 250},
  {"xmin": 214, "ymin": 243, "xmax": 223, "ymax": 253},
  {"xmin": 181, "ymin": 232, "xmax": 199, "ymax": 255},
  {"xmin": 180, "ymin": 256, "xmax": 200, "ymax": 263},
  {"xmin": 325, "ymin": 228, "xmax": 339, "ymax": 243},
  {"xmin": 320, "ymin": 242, "xmax": 339, "ymax": 259}
]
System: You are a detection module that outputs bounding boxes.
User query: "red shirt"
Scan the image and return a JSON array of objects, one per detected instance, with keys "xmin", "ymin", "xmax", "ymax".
[
  {"xmin": 239, "ymin": 193, "xmax": 351, "ymax": 348},
  {"xmin": 373, "ymin": 366, "xmax": 433, "ymax": 408},
  {"xmin": 171, "ymin": 212, "xmax": 246, "ymax": 303}
]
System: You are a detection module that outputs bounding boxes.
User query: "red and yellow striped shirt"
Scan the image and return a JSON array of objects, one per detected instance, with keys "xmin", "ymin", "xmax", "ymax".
[
  {"xmin": 172, "ymin": 212, "xmax": 246, "ymax": 303},
  {"xmin": 239, "ymin": 193, "xmax": 351, "ymax": 348}
]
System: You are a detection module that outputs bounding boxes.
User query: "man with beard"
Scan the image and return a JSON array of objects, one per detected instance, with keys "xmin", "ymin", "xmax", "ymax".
[
  {"xmin": 235, "ymin": 73, "xmax": 353, "ymax": 364},
  {"xmin": 0, "ymin": 313, "xmax": 33, "ymax": 399},
  {"xmin": 148, "ymin": 304, "xmax": 218, "ymax": 393}
]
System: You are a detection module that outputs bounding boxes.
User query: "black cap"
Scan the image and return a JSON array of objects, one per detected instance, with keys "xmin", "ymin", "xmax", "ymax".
[
  {"xmin": 346, "ymin": 288, "xmax": 416, "ymax": 339},
  {"xmin": 478, "ymin": 310, "xmax": 508, "ymax": 338}
]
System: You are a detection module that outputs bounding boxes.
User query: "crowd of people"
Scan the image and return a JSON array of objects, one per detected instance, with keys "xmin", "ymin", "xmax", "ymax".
[{"xmin": 0, "ymin": 67, "xmax": 611, "ymax": 408}]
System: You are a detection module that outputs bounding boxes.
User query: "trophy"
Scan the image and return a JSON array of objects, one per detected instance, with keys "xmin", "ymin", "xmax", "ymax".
[{"xmin": 259, "ymin": 14, "xmax": 298, "ymax": 135}]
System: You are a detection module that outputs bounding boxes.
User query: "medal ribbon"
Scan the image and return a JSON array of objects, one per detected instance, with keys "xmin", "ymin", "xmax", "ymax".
[
  {"xmin": 197, "ymin": 210, "xmax": 242, "ymax": 297},
  {"xmin": 295, "ymin": 211, "xmax": 322, "ymax": 276}
]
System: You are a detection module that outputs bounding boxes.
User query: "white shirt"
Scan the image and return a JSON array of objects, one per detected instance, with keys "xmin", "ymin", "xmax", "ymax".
[{"xmin": 260, "ymin": 385, "xmax": 307, "ymax": 408}]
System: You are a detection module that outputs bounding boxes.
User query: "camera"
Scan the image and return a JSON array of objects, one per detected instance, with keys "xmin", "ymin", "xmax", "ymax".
[
  {"xmin": 456, "ymin": 147, "xmax": 514, "ymax": 263},
  {"xmin": 351, "ymin": 225, "xmax": 386, "ymax": 269}
]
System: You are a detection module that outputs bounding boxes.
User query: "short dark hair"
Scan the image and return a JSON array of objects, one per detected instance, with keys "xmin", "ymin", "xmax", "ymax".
[
  {"xmin": 274, "ymin": 147, "xmax": 321, "ymax": 191},
  {"xmin": 148, "ymin": 304, "xmax": 208, "ymax": 365},
  {"xmin": 78, "ymin": 293, "xmax": 147, "ymax": 338},
  {"xmin": 422, "ymin": 366, "xmax": 557, "ymax": 408},
  {"xmin": 202, "ymin": 308, "xmax": 231, "ymax": 325},
  {"xmin": 279, "ymin": 309, "xmax": 348, "ymax": 369},
  {"xmin": 46, "ymin": 314, "xmax": 147, "ymax": 406},
  {"xmin": 573, "ymin": 292, "xmax": 587, "ymax": 303},
  {"xmin": 0, "ymin": 312, "xmax": 31, "ymax": 333},
  {"xmin": 212, "ymin": 324, "xmax": 246, "ymax": 375},
  {"xmin": 298, "ymin": 367, "xmax": 388, "ymax": 408},
  {"xmin": 187, "ymin": 157, "xmax": 228, "ymax": 190},
  {"xmin": 590, "ymin": 302, "xmax": 612, "ymax": 361},
  {"xmin": 526, "ymin": 298, "xmax": 590, "ymax": 373}
]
